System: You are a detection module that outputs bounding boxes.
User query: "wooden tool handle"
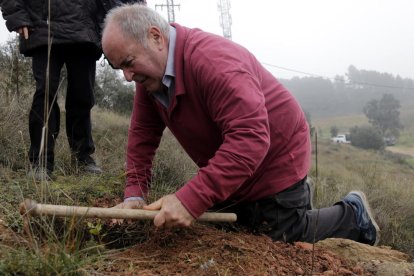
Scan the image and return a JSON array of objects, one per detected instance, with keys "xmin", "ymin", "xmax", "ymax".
[{"xmin": 20, "ymin": 199, "xmax": 237, "ymax": 222}]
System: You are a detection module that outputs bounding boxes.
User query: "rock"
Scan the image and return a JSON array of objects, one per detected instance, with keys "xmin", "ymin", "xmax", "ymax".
[{"xmin": 316, "ymin": 238, "xmax": 414, "ymax": 276}]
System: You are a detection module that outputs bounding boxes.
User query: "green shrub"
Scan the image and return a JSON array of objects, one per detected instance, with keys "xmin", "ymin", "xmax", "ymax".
[{"xmin": 350, "ymin": 125, "xmax": 385, "ymax": 150}]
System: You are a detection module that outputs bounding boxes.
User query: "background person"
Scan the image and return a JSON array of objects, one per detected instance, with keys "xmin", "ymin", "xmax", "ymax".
[
  {"xmin": 0, "ymin": 0, "xmax": 146, "ymax": 180},
  {"xmin": 102, "ymin": 4, "xmax": 379, "ymax": 245}
]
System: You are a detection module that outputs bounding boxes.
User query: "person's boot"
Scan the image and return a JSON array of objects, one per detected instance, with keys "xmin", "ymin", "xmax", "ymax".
[
  {"xmin": 75, "ymin": 155, "xmax": 102, "ymax": 174},
  {"xmin": 27, "ymin": 166, "xmax": 55, "ymax": 182},
  {"xmin": 343, "ymin": 191, "xmax": 380, "ymax": 246}
]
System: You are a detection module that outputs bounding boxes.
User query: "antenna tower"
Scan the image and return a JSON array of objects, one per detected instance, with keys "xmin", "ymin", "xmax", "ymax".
[
  {"xmin": 217, "ymin": 0, "xmax": 232, "ymax": 40},
  {"xmin": 155, "ymin": 0, "xmax": 181, "ymax": 23}
]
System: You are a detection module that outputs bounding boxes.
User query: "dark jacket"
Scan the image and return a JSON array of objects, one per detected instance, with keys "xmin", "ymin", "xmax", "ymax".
[{"xmin": 0, "ymin": 0, "xmax": 144, "ymax": 57}]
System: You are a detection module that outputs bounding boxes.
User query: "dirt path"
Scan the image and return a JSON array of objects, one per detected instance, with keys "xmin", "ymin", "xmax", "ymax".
[{"xmin": 386, "ymin": 146, "xmax": 414, "ymax": 157}]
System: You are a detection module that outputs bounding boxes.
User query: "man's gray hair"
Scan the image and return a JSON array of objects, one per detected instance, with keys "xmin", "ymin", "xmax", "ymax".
[{"xmin": 103, "ymin": 4, "xmax": 170, "ymax": 48}]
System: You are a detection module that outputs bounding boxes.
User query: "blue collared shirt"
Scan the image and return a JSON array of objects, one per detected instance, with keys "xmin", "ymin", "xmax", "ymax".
[{"xmin": 152, "ymin": 26, "xmax": 176, "ymax": 108}]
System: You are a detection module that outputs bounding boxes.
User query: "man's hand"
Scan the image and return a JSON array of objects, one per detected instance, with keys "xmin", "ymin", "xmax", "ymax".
[
  {"xmin": 17, "ymin": 26, "xmax": 29, "ymax": 39},
  {"xmin": 143, "ymin": 194, "xmax": 194, "ymax": 228},
  {"xmin": 114, "ymin": 199, "xmax": 146, "ymax": 209},
  {"xmin": 111, "ymin": 198, "xmax": 146, "ymax": 224}
]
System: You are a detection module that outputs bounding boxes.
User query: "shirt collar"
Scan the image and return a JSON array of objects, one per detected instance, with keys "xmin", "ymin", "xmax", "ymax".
[
  {"xmin": 163, "ymin": 26, "xmax": 176, "ymax": 80},
  {"xmin": 154, "ymin": 26, "xmax": 176, "ymax": 108}
]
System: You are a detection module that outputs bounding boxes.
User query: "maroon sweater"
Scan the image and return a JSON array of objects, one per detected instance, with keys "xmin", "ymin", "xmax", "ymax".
[{"xmin": 124, "ymin": 23, "xmax": 311, "ymax": 218}]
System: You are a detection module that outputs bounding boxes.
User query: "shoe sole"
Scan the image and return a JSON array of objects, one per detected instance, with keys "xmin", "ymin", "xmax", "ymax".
[{"xmin": 349, "ymin": 191, "xmax": 380, "ymax": 246}]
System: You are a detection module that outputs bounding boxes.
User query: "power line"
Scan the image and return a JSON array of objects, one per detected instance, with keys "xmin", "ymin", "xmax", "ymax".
[
  {"xmin": 261, "ymin": 62, "xmax": 414, "ymax": 91},
  {"xmin": 261, "ymin": 62, "xmax": 324, "ymax": 78}
]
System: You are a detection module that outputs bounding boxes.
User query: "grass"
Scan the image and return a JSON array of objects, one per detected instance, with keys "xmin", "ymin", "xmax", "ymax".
[
  {"xmin": 0, "ymin": 93, "xmax": 199, "ymax": 274},
  {"xmin": 0, "ymin": 221, "xmax": 104, "ymax": 275},
  {"xmin": 310, "ymin": 140, "xmax": 414, "ymax": 257},
  {"xmin": 1, "ymin": 93, "xmax": 414, "ymax": 274}
]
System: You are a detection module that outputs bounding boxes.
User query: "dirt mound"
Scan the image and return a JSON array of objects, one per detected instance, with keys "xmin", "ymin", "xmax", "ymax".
[
  {"xmin": 89, "ymin": 196, "xmax": 413, "ymax": 275},
  {"xmin": 95, "ymin": 224, "xmax": 364, "ymax": 275}
]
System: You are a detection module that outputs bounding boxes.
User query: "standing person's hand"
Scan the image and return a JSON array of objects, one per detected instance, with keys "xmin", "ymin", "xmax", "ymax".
[
  {"xmin": 17, "ymin": 26, "xmax": 29, "ymax": 39},
  {"xmin": 111, "ymin": 198, "xmax": 146, "ymax": 224},
  {"xmin": 144, "ymin": 194, "xmax": 194, "ymax": 228}
]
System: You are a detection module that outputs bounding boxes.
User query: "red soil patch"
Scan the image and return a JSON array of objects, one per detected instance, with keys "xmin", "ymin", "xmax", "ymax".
[
  {"xmin": 93, "ymin": 224, "xmax": 366, "ymax": 275},
  {"xmin": 87, "ymin": 195, "xmax": 367, "ymax": 275}
]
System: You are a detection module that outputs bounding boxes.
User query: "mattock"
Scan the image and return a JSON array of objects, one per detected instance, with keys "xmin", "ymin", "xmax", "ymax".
[{"xmin": 19, "ymin": 198, "xmax": 237, "ymax": 222}]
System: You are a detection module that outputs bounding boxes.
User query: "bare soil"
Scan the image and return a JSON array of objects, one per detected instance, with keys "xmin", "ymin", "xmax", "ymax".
[
  {"xmin": 386, "ymin": 146, "xmax": 414, "ymax": 157},
  {"xmin": 94, "ymin": 224, "xmax": 365, "ymax": 275},
  {"xmin": 88, "ymin": 196, "xmax": 364, "ymax": 274},
  {"xmin": 92, "ymin": 224, "xmax": 414, "ymax": 275}
]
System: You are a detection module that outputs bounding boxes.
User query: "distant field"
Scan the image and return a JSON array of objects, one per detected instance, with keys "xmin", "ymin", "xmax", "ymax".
[
  {"xmin": 313, "ymin": 106, "xmax": 414, "ymax": 146},
  {"xmin": 313, "ymin": 114, "xmax": 367, "ymax": 139}
]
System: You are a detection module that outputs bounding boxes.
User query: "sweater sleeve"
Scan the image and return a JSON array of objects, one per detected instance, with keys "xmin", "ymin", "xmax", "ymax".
[{"xmin": 124, "ymin": 86, "xmax": 166, "ymax": 199}]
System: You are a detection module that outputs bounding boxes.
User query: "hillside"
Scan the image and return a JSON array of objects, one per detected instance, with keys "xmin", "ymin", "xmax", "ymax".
[
  {"xmin": 1, "ymin": 214, "xmax": 413, "ymax": 275},
  {"xmin": 1, "ymin": 104, "xmax": 414, "ymax": 274}
]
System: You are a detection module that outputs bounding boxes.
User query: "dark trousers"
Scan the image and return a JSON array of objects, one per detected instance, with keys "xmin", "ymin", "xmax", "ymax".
[
  {"xmin": 29, "ymin": 43, "xmax": 97, "ymax": 172},
  {"xmin": 214, "ymin": 178, "xmax": 360, "ymax": 243}
]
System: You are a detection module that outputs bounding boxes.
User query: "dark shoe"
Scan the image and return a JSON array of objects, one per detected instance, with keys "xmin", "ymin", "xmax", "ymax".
[
  {"xmin": 343, "ymin": 191, "xmax": 380, "ymax": 246},
  {"xmin": 27, "ymin": 167, "xmax": 55, "ymax": 182},
  {"xmin": 77, "ymin": 155, "xmax": 102, "ymax": 174}
]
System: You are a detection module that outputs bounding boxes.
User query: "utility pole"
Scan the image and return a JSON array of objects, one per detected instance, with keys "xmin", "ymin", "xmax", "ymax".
[
  {"xmin": 155, "ymin": 0, "xmax": 180, "ymax": 23},
  {"xmin": 217, "ymin": 0, "xmax": 232, "ymax": 40}
]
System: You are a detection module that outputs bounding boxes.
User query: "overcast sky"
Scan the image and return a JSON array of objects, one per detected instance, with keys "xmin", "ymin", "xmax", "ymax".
[{"xmin": 1, "ymin": 0, "xmax": 413, "ymax": 80}]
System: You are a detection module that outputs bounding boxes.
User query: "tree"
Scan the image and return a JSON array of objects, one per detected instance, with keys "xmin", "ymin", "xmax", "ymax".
[
  {"xmin": 95, "ymin": 61, "xmax": 135, "ymax": 115},
  {"xmin": 350, "ymin": 126, "xmax": 384, "ymax": 150},
  {"xmin": 0, "ymin": 37, "xmax": 34, "ymax": 102},
  {"xmin": 362, "ymin": 94, "xmax": 403, "ymax": 138},
  {"xmin": 346, "ymin": 65, "xmax": 361, "ymax": 85}
]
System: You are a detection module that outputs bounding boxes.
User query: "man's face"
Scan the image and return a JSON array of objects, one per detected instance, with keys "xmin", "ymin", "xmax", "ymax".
[{"xmin": 102, "ymin": 25, "xmax": 168, "ymax": 93}]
